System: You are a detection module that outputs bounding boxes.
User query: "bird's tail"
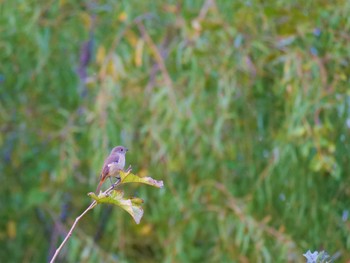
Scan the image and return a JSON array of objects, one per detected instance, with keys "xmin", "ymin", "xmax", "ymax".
[{"xmin": 96, "ymin": 180, "xmax": 103, "ymax": 194}]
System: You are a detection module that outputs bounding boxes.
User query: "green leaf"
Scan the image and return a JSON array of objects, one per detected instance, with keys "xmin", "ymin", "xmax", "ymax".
[
  {"xmin": 119, "ymin": 171, "xmax": 164, "ymax": 188},
  {"xmin": 88, "ymin": 190, "xmax": 144, "ymax": 224}
]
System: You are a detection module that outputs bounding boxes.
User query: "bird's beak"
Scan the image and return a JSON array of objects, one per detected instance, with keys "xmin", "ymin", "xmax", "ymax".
[{"xmin": 126, "ymin": 148, "xmax": 129, "ymax": 151}]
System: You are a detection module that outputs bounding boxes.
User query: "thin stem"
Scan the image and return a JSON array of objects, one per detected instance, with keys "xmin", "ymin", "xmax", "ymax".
[
  {"xmin": 49, "ymin": 201, "xmax": 97, "ymax": 263},
  {"xmin": 49, "ymin": 167, "xmax": 132, "ymax": 263}
]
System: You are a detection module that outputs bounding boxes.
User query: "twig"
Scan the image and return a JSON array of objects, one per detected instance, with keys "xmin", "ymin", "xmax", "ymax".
[
  {"xmin": 49, "ymin": 167, "xmax": 132, "ymax": 263},
  {"xmin": 49, "ymin": 201, "xmax": 97, "ymax": 263}
]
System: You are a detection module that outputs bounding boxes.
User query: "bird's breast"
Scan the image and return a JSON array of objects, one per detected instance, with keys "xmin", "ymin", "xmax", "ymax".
[
  {"xmin": 118, "ymin": 155, "xmax": 125, "ymax": 168},
  {"xmin": 107, "ymin": 155, "xmax": 125, "ymax": 176}
]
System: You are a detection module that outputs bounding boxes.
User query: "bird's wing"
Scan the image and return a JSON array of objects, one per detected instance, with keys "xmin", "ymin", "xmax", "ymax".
[{"xmin": 100, "ymin": 154, "xmax": 120, "ymax": 180}]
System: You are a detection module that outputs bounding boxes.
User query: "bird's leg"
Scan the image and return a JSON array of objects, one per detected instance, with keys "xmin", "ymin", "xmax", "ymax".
[
  {"xmin": 115, "ymin": 170, "xmax": 121, "ymax": 182},
  {"xmin": 109, "ymin": 177, "xmax": 115, "ymax": 189},
  {"xmin": 116, "ymin": 177, "xmax": 121, "ymax": 184},
  {"xmin": 111, "ymin": 177, "xmax": 121, "ymax": 189}
]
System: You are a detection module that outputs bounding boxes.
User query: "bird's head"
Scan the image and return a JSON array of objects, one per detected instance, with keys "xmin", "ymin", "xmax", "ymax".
[{"xmin": 111, "ymin": 146, "xmax": 128, "ymax": 154}]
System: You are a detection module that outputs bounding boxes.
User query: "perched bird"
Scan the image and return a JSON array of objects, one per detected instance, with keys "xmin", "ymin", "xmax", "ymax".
[{"xmin": 96, "ymin": 146, "xmax": 128, "ymax": 193}]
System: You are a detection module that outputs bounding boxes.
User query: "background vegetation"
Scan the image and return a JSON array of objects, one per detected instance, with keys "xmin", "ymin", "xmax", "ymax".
[{"xmin": 1, "ymin": 0, "xmax": 350, "ymax": 262}]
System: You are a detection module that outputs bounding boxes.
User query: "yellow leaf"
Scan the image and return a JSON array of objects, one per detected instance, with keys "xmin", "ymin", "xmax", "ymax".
[
  {"xmin": 119, "ymin": 171, "xmax": 164, "ymax": 188},
  {"xmin": 89, "ymin": 190, "xmax": 144, "ymax": 224}
]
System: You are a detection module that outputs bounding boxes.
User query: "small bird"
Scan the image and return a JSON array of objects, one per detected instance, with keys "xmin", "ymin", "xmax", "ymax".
[{"xmin": 96, "ymin": 146, "xmax": 128, "ymax": 193}]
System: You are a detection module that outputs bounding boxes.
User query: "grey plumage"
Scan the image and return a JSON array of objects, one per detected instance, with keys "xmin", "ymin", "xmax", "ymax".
[{"xmin": 96, "ymin": 146, "xmax": 128, "ymax": 193}]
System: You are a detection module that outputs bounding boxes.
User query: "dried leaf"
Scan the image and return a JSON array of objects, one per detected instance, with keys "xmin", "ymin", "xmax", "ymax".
[
  {"xmin": 89, "ymin": 190, "xmax": 144, "ymax": 224},
  {"xmin": 119, "ymin": 171, "xmax": 164, "ymax": 188}
]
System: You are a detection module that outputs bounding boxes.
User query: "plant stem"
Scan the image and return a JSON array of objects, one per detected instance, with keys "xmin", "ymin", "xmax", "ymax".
[
  {"xmin": 49, "ymin": 201, "xmax": 97, "ymax": 263},
  {"xmin": 49, "ymin": 168, "xmax": 132, "ymax": 262}
]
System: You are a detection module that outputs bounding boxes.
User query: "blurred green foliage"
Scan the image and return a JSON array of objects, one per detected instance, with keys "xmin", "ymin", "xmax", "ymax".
[{"xmin": 1, "ymin": 0, "xmax": 350, "ymax": 262}]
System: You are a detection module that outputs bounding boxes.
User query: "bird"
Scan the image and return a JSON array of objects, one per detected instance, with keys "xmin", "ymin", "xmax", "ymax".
[{"xmin": 96, "ymin": 146, "xmax": 128, "ymax": 193}]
